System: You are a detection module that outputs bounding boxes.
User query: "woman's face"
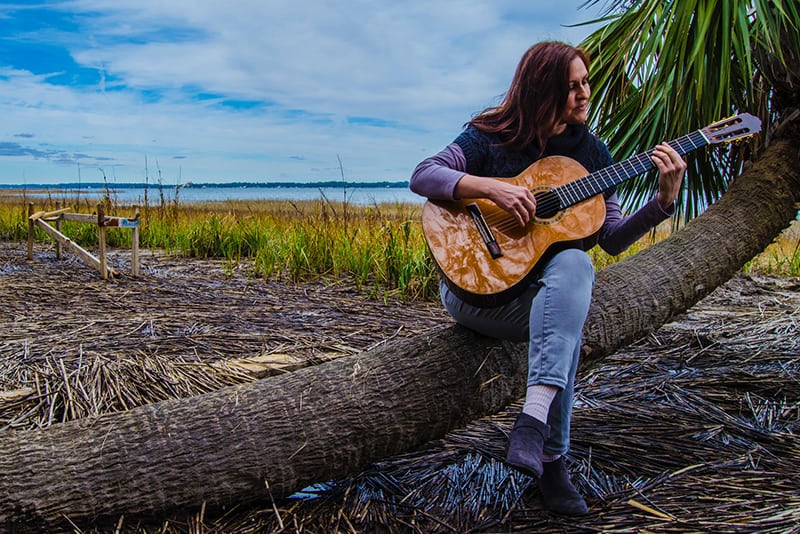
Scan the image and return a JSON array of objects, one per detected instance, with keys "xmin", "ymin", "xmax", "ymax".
[{"xmin": 559, "ymin": 56, "xmax": 590, "ymax": 126}]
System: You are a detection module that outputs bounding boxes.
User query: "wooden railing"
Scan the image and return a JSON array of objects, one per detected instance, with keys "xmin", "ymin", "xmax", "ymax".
[{"xmin": 27, "ymin": 203, "xmax": 140, "ymax": 279}]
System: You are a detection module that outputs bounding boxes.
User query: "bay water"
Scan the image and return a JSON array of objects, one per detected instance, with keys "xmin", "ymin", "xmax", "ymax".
[{"xmin": 16, "ymin": 184, "xmax": 424, "ymax": 206}]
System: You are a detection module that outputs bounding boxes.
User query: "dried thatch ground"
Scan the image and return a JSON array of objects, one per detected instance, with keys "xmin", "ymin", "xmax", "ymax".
[{"xmin": 2, "ymin": 241, "xmax": 799, "ymax": 533}]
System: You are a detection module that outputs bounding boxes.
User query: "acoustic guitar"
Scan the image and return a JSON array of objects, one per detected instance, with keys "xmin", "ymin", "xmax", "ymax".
[{"xmin": 422, "ymin": 113, "xmax": 762, "ymax": 307}]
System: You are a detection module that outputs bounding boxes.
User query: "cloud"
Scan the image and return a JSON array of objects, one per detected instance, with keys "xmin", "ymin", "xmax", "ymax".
[
  {"xmin": 0, "ymin": 0, "xmax": 604, "ymax": 184},
  {"xmin": 67, "ymin": 0, "xmax": 598, "ymax": 120},
  {"xmin": 0, "ymin": 141, "xmax": 111, "ymax": 165},
  {"xmin": 0, "ymin": 142, "xmax": 51, "ymax": 158}
]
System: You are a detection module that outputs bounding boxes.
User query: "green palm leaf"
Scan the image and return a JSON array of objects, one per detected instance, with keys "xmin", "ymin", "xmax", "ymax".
[{"xmin": 576, "ymin": 0, "xmax": 800, "ymax": 222}]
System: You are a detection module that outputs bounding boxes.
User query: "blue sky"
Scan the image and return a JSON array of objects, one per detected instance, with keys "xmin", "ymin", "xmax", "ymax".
[{"xmin": 0, "ymin": 1, "xmax": 607, "ymax": 185}]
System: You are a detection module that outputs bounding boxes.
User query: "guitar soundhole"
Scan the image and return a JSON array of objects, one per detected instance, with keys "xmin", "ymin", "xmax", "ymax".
[{"xmin": 533, "ymin": 190, "xmax": 561, "ymax": 219}]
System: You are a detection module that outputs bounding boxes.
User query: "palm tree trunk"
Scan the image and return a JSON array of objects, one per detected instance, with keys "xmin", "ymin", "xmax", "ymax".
[
  {"xmin": 1, "ymin": 324, "xmax": 531, "ymax": 532},
  {"xmin": 1, "ymin": 135, "xmax": 798, "ymax": 532},
  {"xmin": 583, "ymin": 133, "xmax": 800, "ymax": 365}
]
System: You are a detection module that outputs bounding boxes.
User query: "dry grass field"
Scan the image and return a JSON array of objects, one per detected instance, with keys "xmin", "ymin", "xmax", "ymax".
[{"xmin": 1, "ymin": 239, "xmax": 799, "ymax": 532}]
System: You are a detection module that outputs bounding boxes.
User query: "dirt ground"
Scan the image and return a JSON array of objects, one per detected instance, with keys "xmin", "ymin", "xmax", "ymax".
[
  {"xmin": 0, "ymin": 240, "xmax": 449, "ymax": 370},
  {"xmin": 2, "ymin": 240, "xmax": 799, "ymax": 533}
]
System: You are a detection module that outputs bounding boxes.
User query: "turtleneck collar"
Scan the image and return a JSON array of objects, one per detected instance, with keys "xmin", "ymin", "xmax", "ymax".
[{"xmin": 544, "ymin": 124, "xmax": 590, "ymax": 156}]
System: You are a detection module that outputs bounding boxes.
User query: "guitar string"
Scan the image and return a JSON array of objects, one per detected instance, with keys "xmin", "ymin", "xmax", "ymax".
[
  {"xmin": 552, "ymin": 131, "xmax": 705, "ymax": 209},
  {"xmin": 474, "ymin": 131, "xmax": 708, "ymax": 235}
]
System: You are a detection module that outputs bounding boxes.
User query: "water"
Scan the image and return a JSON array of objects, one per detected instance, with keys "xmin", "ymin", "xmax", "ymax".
[{"xmin": 16, "ymin": 185, "xmax": 425, "ymax": 206}]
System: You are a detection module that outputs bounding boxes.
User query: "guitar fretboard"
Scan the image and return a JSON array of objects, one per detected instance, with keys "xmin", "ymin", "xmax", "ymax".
[{"xmin": 552, "ymin": 130, "xmax": 708, "ymax": 209}]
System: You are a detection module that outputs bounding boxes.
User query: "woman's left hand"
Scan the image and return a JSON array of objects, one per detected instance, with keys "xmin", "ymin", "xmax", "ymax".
[{"xmin": 651, "ymin": 142, "xmax": 687, "ymax": 210}]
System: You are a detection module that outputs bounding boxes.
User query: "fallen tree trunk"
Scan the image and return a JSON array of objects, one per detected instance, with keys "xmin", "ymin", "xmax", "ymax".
[
  {"xmin": 1, "ymin": 325, "xmax": 529, "ymax": 532},
  {"xmin": 582, "ymin": 133, "xmax": 800, "ymax": 365},
  {"xmin": 1, "ymin": 136, "xmax": 798, "ymax": 532}
]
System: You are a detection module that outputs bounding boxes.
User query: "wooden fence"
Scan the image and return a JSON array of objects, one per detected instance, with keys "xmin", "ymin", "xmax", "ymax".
[{"xmin": 27, "ymin": 203, "xmax": 140, "ymax": 279}]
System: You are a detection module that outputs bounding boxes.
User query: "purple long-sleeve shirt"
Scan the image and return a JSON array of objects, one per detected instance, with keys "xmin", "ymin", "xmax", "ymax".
[{"xmin": 410, "ymin": 142, "xmax": 674, "ymax": 255}]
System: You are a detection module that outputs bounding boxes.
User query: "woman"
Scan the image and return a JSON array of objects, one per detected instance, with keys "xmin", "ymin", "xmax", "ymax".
[{"xmin": 409, "ymin": 41, "xmax": 685, "ymax": 516}]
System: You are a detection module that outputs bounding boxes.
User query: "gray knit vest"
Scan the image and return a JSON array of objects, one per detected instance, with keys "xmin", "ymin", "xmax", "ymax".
[{"xmin": 454, "ymin": 123, "xmax": 616, "ymax": 192}]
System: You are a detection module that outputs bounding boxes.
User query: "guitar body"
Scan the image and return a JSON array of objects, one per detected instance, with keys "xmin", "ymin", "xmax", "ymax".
[
  {"xmin": 421, "ymin": 114, "xmax": 762, "ymax": 307},
  {"xmin": 422, "ymin": 156, "xmax": 605, "ymax": 307}
]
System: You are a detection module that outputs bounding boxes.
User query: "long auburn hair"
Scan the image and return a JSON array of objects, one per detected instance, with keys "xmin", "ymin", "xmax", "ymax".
[{"xmin": 469, "ymin": 41, "xmax": 590, "ymax": 152}]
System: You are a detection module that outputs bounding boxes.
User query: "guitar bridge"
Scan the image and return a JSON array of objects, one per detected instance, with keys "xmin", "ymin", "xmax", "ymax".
[{"xmin": 466, "ymin": 203, "xmax": 503, "ymax": 259}]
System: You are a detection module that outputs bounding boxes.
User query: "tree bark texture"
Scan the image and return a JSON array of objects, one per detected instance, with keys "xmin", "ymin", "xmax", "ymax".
[
  {"xmin": 1, "ymin": 135, "xmax": 798, "ymax": 531},
  {"xmin": 0, "ymin": 326, "xmax": 530, "ymax": 531},
  {"xmin": 582, "ymin": 134, "xmax": 800, "ymax": 365}
]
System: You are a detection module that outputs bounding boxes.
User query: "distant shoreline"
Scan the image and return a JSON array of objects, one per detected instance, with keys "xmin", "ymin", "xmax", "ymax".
[
  {"xmin": 0, "ymin": 181, "xmax": 409, "ymax": 190},
  {"xmin": 1, "ymin": 181, "xmax": 423, "ymax": 206}
]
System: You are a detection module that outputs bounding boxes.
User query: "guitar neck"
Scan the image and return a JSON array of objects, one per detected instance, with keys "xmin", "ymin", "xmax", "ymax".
[{"xmin": 554, "ymin": 130, "xmax": 709, "ymax": 208}]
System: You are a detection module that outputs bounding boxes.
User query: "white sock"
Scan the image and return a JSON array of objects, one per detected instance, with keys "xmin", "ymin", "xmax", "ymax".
[
  {"xmin": 522, "ymin": 384, "xmax": 558, "ymax": 424},
  {"xmin": 542, "ymin": 453, "xmax": 562, "ymax": 463}
]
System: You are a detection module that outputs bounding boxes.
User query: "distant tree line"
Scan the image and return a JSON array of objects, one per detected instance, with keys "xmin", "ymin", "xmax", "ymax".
[{"xmin": 0, "ymin": 180, "xmax": 410, "ymax": 190}]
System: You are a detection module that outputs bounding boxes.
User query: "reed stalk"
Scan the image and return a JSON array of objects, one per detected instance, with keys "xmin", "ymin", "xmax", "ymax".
[{"xmin": 1, "ymin": 193, "xmax": 797, "ymax": 301}]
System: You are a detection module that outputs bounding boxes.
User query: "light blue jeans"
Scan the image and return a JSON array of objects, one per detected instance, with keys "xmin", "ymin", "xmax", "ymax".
[{"xmin": 441, "ymin": 248, "xmax": 594, "ymax": 456}]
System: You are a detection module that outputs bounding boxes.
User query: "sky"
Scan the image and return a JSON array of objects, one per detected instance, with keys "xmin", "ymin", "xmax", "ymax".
[{"xmin": 0, "ymin": 1, "xmax": 608, "ymax": 185}]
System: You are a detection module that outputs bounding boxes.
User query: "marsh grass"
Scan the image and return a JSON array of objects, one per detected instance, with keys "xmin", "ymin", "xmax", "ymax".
[
  {"xmin": 742, "ymin": 220, "xmax": 800, "ymax": 276},
  {"xmin": 2, "ymin": 192, "xmax": 440, "ymax": 300},
  {"xmin": 1, "ymin": 192, "xmax": 797, "ymax": 300}
]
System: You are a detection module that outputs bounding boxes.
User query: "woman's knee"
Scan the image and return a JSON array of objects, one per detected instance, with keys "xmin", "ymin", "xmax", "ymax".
[{"xmin": 544, "ymin": 249, "xmax": 594, "ymax": 287}]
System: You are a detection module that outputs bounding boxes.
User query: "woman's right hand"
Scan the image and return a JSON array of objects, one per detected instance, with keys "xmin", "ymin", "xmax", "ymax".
[{"xmin": 454, "ymin": 174, "xmax": 537, "ymax": 227}]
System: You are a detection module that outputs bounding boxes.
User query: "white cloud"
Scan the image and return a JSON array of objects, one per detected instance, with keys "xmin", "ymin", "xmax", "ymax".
[{"xmin": 0, "ymin": 0, "xmax": 605, "ymax": 184}]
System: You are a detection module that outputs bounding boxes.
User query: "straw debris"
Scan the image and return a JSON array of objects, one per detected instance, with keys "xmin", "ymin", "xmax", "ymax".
[{"xmin": 1, "ymin": 241, "xmax": 799, "ymax": 532}]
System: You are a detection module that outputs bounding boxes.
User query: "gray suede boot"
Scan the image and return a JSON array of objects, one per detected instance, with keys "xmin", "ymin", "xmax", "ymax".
[
  {"xmin": 540, "ymin": 457, "xmax": 589, "ymax": 516},
  {"xmin": 505, "ymin": 412, "xmax": 550, "ymax": 478}
]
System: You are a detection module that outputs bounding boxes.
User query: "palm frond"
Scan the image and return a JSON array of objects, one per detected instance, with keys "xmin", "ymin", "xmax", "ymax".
[{"xmin": 577, "ymin": 0, "xmax": 798, "ymax": 221}]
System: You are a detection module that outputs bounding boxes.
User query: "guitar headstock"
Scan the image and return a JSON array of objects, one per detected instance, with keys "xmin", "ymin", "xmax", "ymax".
[{"xmin": 701, "ymin": 113, "xmax": 762, "ymax": 144}]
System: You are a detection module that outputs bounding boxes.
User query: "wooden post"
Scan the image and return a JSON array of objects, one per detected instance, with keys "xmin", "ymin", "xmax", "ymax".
[
  {"xmin": 27, "ymin": 202, "xmax": 34, "ymax": 260},
  {"xmin": 55, "ymin": 202, "xmax": 63, "ymax": 260},
  {"xmin": 25, "ymin": 204, "xmax": 139, "ymax": 279},
  {"xmin": 33, "ymin": 219, "xmax": 104, "ymax": 272},
  {"xmin": 131, "ymin": 206, "xmax": 140, "ymax": 277},
  {"xmin": 97, "ymin": 204, "xmax": 108, "ymax": 280}
]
